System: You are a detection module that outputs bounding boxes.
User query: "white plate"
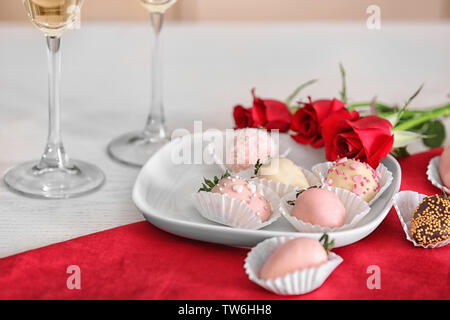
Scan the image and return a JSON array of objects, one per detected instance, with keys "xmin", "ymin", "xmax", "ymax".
[{"xmin": 133, "ymin": 132, "xmax": 401, "ymax": 248}]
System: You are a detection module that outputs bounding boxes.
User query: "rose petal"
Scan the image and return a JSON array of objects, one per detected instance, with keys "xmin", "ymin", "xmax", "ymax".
[{"xmin": 233, "ymin": 105, "xmax": 254, "ymax": 129}]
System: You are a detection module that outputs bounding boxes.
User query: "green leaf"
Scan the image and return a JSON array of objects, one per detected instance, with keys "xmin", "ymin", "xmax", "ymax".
[
  {"xmin": 393, "ymin": 84, "xmax": 424, "ymax": 127},
  {"xmin": 205, "ymin": 179, "xmax": 215, "ymax": 188},
  {"xmin": 348, "ymin": 102, "xmax": 394, "ymax": 112},
  {"xmin": 254, "ymin": 159, "xmax": 263, "ymax": 175},
  {"xmin": 405, "ymin": 84, "xmax": 424, "ymax": 107},
  {"xmin": 393, "ymin": 130, "xmax": 425, "ymax": 148},
  {"xmin": 422, "ymin": 120, "xmax": 446, "ymax": 148},
  {"xmin": 377, "ymin": 103, "xmax": 396, "ymax": 112},
  {"xmin": 395, "ymin": 103, "xmax": 450, "ymax": 131},
  {"xmin": 285, "ymin": 79, "xmax": 317, "ymax": 106},
  {"xmin": 223, "ymin": 170, "xmax": 231, "ymax": 179},
  {"xmin": 347, "ymin": 102, "xmax": 396, "ymax": 113},
  {"xmin": 198, "ymin": 170, "xmax": 231, "ymax": 192},
  {"xmin": 383, "ymin": 113, "xmax": 399, "ymax": 127},
  {"xmin": 390, "ymin": 147, "xmax": 410, "ymax": 158},
  {"xmin": 339, "ymin": 62, "xmax": 347, "ymax": 104},
  {"xmin": 319, "ymin": 233, "xmax": 335, "ymax": 254}
]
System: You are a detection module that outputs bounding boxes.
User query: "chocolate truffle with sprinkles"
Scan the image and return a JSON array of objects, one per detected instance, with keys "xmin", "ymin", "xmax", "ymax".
[{"xmin": 410, "ymin": 193, "xmax": 450, "ymax": 245}]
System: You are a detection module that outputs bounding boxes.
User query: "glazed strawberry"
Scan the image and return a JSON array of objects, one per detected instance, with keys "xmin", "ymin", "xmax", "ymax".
[{"xmin": 259, "ymin": 234, "xmax": 334, "ymax": 280}]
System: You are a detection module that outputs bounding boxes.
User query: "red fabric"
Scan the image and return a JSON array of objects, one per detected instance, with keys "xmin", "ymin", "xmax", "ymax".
[{"xmin": 0, "ymin": 149, "xmax": 449, "ymax": 300}]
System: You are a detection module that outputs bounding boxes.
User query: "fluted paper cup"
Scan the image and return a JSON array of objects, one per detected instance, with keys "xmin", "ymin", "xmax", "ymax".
[
  {"xmin": 393, "ymin": 191, "xmax": 450, "ymax": 249},
  {"xmin": 244, "ymin": 236, "xmax": 343, "ymax": 295},
  {"xmin": 279, "ymin": 186, "xmax": 370, "ymax": 232},
  {"xmin": 426, "ymin": 156, "xmax": 450, "ymax": 194},
  {"xmin": 192, "ymin": 182, "xmax": 282, "ymax": 229},
  {"xmin": 312, "ymin": 161, "xmax": 393, "ymax": 206},
  {"xmin": 252, "ymin": 168, "xmax": 322, "ymax": 198}
]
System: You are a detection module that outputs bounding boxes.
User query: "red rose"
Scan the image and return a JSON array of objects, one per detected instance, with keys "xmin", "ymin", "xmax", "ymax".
[
  {"xmin": 251, "ymin": 89, "xmax": 292, "ymax": 132},
  {"xmin": 290, "ymin": 98, "xmax": 349, "ymax": 148},
  {"xmin": 322, "ymin": 115, "xmax": 394, "ymax": 168},
  {"xmin": 233, "ymin": 105, "xmax": 254, "ymax": 129}
]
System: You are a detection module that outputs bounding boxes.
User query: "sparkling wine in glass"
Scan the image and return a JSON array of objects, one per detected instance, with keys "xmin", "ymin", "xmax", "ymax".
[
  {"xmin": 4, "ymin": 0, "xmax": 105, "ymax": 198},
  {"xmin": 139, "ymin": 0, "xmax": 177, "ymax": 12},
  {"xmin": 107, "ymin": 0, "xmax": 178, "ymax": 167},
  {"xmin": 23, "ymin": 0, "xmax": 82, "ymax": 37}
]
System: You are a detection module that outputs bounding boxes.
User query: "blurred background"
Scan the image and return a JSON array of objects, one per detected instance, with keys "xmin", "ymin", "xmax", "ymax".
[
  {"xmin": 1, "ymin": 0, "xmax": 450, "ymax": 22},
  {"xmin": 1, "ymin": 0, "xmax": 449, "ymax": 153}
]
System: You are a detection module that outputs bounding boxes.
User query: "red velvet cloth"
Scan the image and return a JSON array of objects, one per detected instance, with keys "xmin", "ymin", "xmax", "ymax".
[{"xmin": 0, "ymin": 149, "xmax": 449, "ymax": 300}]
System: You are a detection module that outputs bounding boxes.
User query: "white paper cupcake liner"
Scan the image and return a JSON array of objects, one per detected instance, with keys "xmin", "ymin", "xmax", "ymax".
[
  {"xmin": 426, "ymin": 156, "xmax": 450, "ymax": 194},
  {"xmin": 393, "ymin": 191, "xmax": 450, "ymax": 249},
  {"xmin": 311, "ymin": 161, "xmax": 393, "ymax": 206},
  {"xmin": 244, "ymin": 236, "xmax": 343, "ymax": 295},
  {"xmin": 279, "ymin": 186, "xmax": 370, "ymax": 232},
  {"xmin": 192, "ymin": 182, "xmax": 282, "ymax": 230},
  {"xmin": 251, "ymin": 168, "xmax": 322, "ymax": 198}
]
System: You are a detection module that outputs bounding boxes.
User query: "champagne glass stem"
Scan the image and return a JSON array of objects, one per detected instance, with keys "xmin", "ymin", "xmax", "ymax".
[
  {"xmin": 144, "ymin": 12, "xmax": 167, "ymax": 139},
  {"xmin": 38, "ymin": 36, "xmax": 70, "ymax": 170}
]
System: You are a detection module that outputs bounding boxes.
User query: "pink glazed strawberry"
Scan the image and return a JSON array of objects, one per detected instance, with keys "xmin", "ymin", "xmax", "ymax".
[
  {"xmin": 291, "ymin": 188, "xmax": 346, "ymax": 228},
  {"xmin": 259, "ymin": 234, "xmax": 334, "ymax": 280},
  {"xmin": 439, "ymin": 146, "xmax": 450, "ymax": 189}
]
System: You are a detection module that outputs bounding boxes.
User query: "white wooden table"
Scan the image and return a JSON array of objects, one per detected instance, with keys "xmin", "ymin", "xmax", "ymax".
[{"xmin": 0, "ymin": 22, "xmax": 449, "ymax": 258}]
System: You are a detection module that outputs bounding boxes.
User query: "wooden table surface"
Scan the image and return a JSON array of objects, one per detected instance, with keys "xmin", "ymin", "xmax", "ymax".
[{"xmin": 0, "ymin": 22, "xmax": 449, "ymax": 258}]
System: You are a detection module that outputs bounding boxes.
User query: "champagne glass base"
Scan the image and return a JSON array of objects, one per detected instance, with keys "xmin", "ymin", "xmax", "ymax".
[
  {"xmin": 4, "ymin": 160, "xmax": 105, "ymax": 199},
  {"xmin": 107, "ymin": 131, "xmax": 169, "ymax": 167}
]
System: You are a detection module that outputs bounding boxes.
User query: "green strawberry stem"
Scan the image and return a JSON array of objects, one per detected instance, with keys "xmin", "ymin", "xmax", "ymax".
[
  {"xmin": 395, "ymin": 103, "xmax": 450, "ymax": 131},
  {"xmin": 198, "ymin": 170, "xmax": 231, "ymax": 192},
  {"xmin": 319, "ymin": 233, "xmax": 335, "ymax": 254},
  {"xmin": 254, "ymin": 159, "xmax": 263, "ymax": 175}
]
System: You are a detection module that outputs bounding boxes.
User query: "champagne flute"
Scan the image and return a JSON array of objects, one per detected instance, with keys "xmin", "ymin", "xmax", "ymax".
[
  {"xmin": 107, "ymin": 0, "xmax": 178, "ymax": 167},
  {"xmin": 4, "ymin": 0, "xmax": 105, "ymax": 198}
]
